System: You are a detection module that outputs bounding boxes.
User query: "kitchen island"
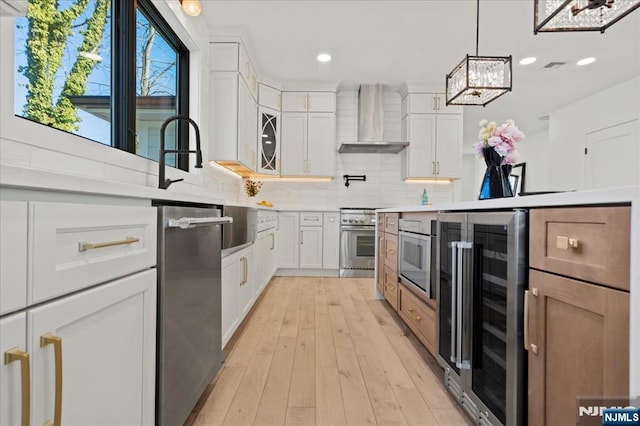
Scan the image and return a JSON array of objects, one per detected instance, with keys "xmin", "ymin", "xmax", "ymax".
[{"xmin": 377, "ymin": 185, "xmax": 639, "ymax": 425}]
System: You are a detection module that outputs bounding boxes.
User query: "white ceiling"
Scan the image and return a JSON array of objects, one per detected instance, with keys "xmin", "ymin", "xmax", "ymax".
[{"xmin": 201, "ymin": 1, "xmax": 640, "ymax": 147}]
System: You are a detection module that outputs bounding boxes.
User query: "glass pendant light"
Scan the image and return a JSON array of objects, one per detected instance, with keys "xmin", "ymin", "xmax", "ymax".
[
  {"xmin": 445, "ymin": 0, "xmax": 512, "ymax": 107},
  {"xmin": 534, "ymin": 0, "xmax": 639, "ymax": 33}
]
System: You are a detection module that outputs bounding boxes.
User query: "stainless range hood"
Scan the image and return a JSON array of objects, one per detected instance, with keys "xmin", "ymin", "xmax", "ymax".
[{"xmin": 338, "ymin": 84, "xmax": 409, "ymax": 154}]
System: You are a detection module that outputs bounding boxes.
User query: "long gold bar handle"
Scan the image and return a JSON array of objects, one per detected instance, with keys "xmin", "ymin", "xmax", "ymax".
[
  {"xmin": 41, "ymin": 334, "xmax": 62, "ymax": 426},
  {"xmin": 523, "ymin": 290, "xmax": 530, "ymax": 351},
  {"xmin": 4, "ymin": 348, "xmax": 30, "ymax": 426},
  {"xmin": 407, "ymin": 308, "xmax": 422, "ymax": 322},
  {"xmin": 78, "ymin": 236, "xmax": 139, "ymax": 252}
]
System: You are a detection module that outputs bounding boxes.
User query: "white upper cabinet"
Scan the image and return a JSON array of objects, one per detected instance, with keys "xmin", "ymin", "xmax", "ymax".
[
  {"xmin": 257, "ymin": 107, "xmax": 280, "ymax": 176},
  {"xmin": 402, "ymin": 93, "xmax": 463, "ymax": 115},
  {"xmin": 282, "ymin": 92, "xmax": 336, "ymax": 112},
  {"xmin": 401, "ymin": 93, "xmax": 463, "ymax": 179},
  {"xmin": 259, "ymin": 84, "xmax": 282, "ymax": 110},
  {"xmin": 210, "ymin": 43, "xmax": 258, "ymax": 100}
]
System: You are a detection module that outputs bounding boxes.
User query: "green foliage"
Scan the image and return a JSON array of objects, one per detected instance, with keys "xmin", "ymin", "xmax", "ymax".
[{"xmin": 21, "ymin": 0, "xmax": 108, "ymax": 132}]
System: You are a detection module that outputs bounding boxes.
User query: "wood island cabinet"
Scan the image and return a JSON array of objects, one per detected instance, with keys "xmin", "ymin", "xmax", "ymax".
[{"xmin": 527, "ymin": 206, "xmax": 631, "ymax": 426}]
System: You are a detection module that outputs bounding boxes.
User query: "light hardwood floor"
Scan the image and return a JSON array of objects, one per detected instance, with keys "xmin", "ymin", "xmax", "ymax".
[{"xmin": 190, "ymin": 277, "xmax": 471, "ymax": 426}]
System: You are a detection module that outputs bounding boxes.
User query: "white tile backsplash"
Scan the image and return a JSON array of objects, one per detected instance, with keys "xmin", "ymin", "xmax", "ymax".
[{"xmin": 250, "ymin": 89, "xmax": 454, "ymax": 209}]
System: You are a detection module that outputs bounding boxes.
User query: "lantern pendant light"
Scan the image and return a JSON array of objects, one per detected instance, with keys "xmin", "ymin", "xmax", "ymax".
[
  {"xmin": 445, "ymin": 0, "xmax": 512, "ymax": 107},
  {"xmin": 534, "ymin": 0, "xmax": 640, "ymax": 33}
]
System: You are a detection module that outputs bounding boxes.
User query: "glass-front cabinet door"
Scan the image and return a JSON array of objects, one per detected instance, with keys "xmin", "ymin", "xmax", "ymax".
[
  {"xmin": 436, "ymin": 213, "xmax": 466, "ymax": 377},
  {"xmin": 258, "ymin": 107, "xmax": 280, "ymax": 175}
]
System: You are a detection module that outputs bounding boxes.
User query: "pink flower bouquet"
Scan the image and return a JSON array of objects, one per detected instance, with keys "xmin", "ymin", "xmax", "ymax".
[{"xmin": 472, "ymin": 119, "xmax": 525, "ymax": 165}]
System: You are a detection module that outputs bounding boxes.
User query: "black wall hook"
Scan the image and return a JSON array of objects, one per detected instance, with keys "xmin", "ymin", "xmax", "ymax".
[{"xmin": 343, "ymin": 174, "xmax": 366, "ymax": 188}]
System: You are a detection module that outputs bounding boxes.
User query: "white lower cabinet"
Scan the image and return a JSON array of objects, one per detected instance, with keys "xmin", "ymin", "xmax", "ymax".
[
  {"xmin": 1, "ymin": 270, "xmax": 156, "ymax": 426},
  {"xmin": 299, "ymin": 226, "xmax": 323, "ymax": 268},
  {"xmin": 322, "ymin": 213, "xmax": 340, "ymax": 269},
  {"xmin": 254, "ymin": 229, "xmax": 277, "ymax": 295},
  {"xmin": 278, "ymin": 212, "xmax": 300, "ymax": 268},
  {"xmin": 0, "ymin": 313, "xmax": 27, "ymax": 426},
  {"xmin": 0, "ymin": 201, "xmax": 27, "ymax": 315},
  {"xmin": 221, "ymin": 244, "xmax": 256, "ymax": 348}
]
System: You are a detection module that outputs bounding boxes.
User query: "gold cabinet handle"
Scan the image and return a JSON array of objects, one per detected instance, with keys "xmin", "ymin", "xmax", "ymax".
[
  {"xmin": 525, "ymin": 288, "xmax": 539, "ymax": 354},
  {"xmin": 407, "ymin": 308, "xmax": 422, "ymax": 322},
  {"xmin": 436, "ymin": 161, "xmax": 440, "ymax": 175},
  {"xmin": 4, "ymin": 348, "xmax": 30, "ymax": 426},
  {"xmin": 270, "ymin": 234, "xmax": 275, "ymax": 250},
  {"xmin": 78, "ymin": 236, "xmax": 139, "ymax": 252},
  {"xmin": 41, "ymin": 334, "xmax": 63, "ymax": 426},
  {"xmin": 386, "ymin": 248, "xmax": 396, "ymax": 256},
  {"xmin": 240, "ymin": 257, "xmax": 248, "ymax": 286},
  {"xmin": 300, "ymin": 229, "xmax": 304, "ymax": 245}
]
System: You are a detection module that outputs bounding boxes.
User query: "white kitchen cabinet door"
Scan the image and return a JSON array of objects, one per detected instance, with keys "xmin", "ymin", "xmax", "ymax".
[
  {"xmin": 237, "ymin": 247, "xmax": 254, "ymax": 317},
  {"xmin": 435, "ymin": 115, "xmax": 463, "ymax": 178},
  {"xmin": 281, "ymin": 113, "xmax": 307, "ymax": 176},
  {"xmin": 307, "ymin": 92, "xmax": 336, "ymax": 112},
  {"xmin": 30, "ymin": 202, "xmax": 156, "ymax": 305},
  {"xmin": 322, "ymin": 213, "xmax": 340, "ymax": 269},
  {"xmin": 0, "ymin": 313, "xmax": 27, "ymax": 426},
  {"xmin": 435, "ymin": 93, "xmax": 463, "ymax": 114},
  {"xmin": 282, "ymin": 92, "xmax": 308, "ymax": 112},
  {"xmin": 307, "ymin": 113, "xmax": 335, "ymax": 177},
  {"xmin": 0, "ymin": 201, "xmax": 27, "ymax": 315},
  {"xmin": 238, "ymin": 78, "xmax": 257, "ymax": 171},
  {"xmin": 299, "ymin": 226, "xmax": 323, "ymax": 269},
  {"xmin": 406, "ymin": 114, "xmax": 436, "ymax": 178},
  {"xmin": 221, "ymin": 254, "xmax": 240, "ymax": 348},
  {"xmin": 257, "ymin": 107, "xmax": 280, "ymax": 176},
  {"xmin": 259, "ymin": 84, "xmax": 281, "ymax": 110},
  {"xmin": 278, "ymin": 213, "xmax": 300, "ymax": 268},
  {"xmin": 29, "ymin": 269, "xmax": 156, "ymax": 426},
  {"xmin": 254, "ymin": 233, "xmax": 268, "ymax": 295},
  {"xmin": 268, "ymin": 229, "xmax": 278, "ymax": 276},
  {"xmin": 210, "ymin": 43, "xmax": 239, "ymax": 72}
]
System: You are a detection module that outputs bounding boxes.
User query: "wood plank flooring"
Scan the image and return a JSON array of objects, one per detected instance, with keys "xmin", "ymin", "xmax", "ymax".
[{"xmin": 191, "ymin": 277, "xmax": 471, "ymax": 426}]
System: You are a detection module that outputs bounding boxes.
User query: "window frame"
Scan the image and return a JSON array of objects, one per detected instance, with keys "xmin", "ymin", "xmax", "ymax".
[{"xmin": 14, "ymin": 0, "xmax": 191, "ymax": 171}]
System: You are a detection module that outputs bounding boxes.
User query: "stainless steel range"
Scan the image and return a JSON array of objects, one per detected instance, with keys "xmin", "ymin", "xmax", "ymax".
[{"xmin": 339, "ymin": 208, "xmax": 376, "ymax": 278}]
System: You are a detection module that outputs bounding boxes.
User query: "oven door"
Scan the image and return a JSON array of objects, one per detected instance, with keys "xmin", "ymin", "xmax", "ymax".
[
  {"xmin": 340, "ymin": 226, "xmax": 376, "ymax": 271},
  {"xmin": 398, "ymin": 231, "xmax": 432, "ymax": 297}
]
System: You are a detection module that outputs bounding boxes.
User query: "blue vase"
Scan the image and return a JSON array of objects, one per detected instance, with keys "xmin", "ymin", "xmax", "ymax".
[{"xmin": 478, "ymin": 148, "xmax": 514, "ymax": 200}]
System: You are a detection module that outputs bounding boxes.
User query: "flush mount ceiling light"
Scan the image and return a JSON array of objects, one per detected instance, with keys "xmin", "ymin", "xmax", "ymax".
[
  {"xmin": 519, "ymin": 57, "xmax": 537, "ymax": 65},
  {"xmin": 534, "ymin": 0, "xmax": 639, "ymax": 33},
  {"xmin": 317, "ymin": 53, "xmax": 332, "ymax": 63},
  {"xmin": 180, "ymin": 0, "xmax": 201, "ymax": 17},
  {"xmin": 577, "ymin": 56, "xmax": 596, "ymax": 65},
  {"xmin": 445, "ymin": 0, "xmax": 512, "ymax": 107}
]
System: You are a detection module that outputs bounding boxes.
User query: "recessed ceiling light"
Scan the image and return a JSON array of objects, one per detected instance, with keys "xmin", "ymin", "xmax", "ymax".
[
  {"xmin": 519, "ymin": 57, "xmax": 537, "ymax": 65},
  {"xmin": 317, "ymin": 53, "xmax": 332, "ymax": 63},
  {"xmin": 577, "ymin": 57, "xmax": 596, "ymax": 66}
]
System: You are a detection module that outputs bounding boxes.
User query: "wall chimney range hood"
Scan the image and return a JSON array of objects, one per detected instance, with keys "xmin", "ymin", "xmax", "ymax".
[{"xmin": 338, "ymin": 84, "xmax": 409, "ymax": 154}]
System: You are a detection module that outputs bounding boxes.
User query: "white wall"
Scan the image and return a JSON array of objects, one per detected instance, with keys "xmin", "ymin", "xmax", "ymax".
[
  {"xmin": 547, "ymin": 76, "xmax": 640, "ymax": 191},
  {"xmin": 516, "ymin": 129, "xmax": 550, "ymax": 193},
  {"xmin": 0, "ymin": 1, "xmax": 240, "ymax": 201},
  {"xmin": 239, "ymin": 90, "xmax": 456, "ymax": 209}
]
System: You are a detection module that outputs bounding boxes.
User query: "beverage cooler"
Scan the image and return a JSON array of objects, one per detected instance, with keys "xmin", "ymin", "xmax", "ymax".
[{"xmin": 436, "ymin": 211, "xmax": 527, "ymax": 426}]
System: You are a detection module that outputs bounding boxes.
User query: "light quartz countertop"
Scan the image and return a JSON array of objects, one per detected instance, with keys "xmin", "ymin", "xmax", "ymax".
[
  {"xmin": 379, "ymin": 185, "xmax": 640, "ymax": 395},
  {"xmin": 378, "ymin": 186, "xmax": 639, "ymax": 212},
  {"xmin": 0, "ymin": 164, "xmax": 226, "ymax": 205}
]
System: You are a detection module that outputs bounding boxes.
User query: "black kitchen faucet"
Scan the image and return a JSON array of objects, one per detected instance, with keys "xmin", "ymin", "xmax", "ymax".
[{"xmin": 158, "ymin": 115, "xmax": 203, "ymax": 189}]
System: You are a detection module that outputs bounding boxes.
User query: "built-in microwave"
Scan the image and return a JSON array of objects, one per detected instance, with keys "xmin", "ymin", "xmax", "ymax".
[{"xmin": 398, "ymin": 219, "xmax": 436, "ymax": 299}]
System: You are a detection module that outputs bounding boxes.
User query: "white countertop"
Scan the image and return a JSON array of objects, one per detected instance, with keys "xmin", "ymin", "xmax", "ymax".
[
  {"xmin": 0, "ymin": 164, "xmax": 225, "ymax": 205},
  {"xmin": 378, "ymin": 186, "xmax": 640, "ymax": 212}
]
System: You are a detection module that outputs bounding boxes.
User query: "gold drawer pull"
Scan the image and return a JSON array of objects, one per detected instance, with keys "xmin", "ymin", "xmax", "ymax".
[
  {"xmin": 386, "ymin": 249, "xmax": 396, "ymax": 255},
  {"xmin": 407, "ymin": 308, "xmax": 422, "ymax": 322},
  {"xmin": 386, "ymin": 284, "xmax": 395, "ymax": 291},
  {"xmin": 41, "ymin": 334, "xmax": 63, "ymax": 426},
  {"xmin": 4, "ymin": 348, "xmax": 30, "ymax": 426},
  {"xmin": 556, "ymin": 236, "xmax": 579, "ymax": 250},
  {"xmin": 79, "ymin": 236, "xmax": 139, "ymax": 252}
]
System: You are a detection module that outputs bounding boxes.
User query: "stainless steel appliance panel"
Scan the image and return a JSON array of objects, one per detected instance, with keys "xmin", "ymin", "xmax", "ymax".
[
  {"xmin": 340, "ymin": 226, "xmax": 376, "ymax": 277},
  {"xmin": 157, "ymin": 205, "xmax": 231, "ymax": 426},
  {"xmin": 221, "ymin": 205, "xmax": 257, "ymax": 249},
  {"xmin": 398, "ymin": 231, "xmax": 432, "ymax": 296}
]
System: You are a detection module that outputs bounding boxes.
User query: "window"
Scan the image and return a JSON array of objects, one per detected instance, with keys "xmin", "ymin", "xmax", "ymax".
[{"xmin": 14, "ymin": 0, "xmax": 189, "ymax": 170}]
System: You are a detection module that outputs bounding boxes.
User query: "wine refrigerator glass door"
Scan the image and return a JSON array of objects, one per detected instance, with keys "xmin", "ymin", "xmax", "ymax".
[
  {"xmin": 436, "ymin": 213, "xmax": 466, "ymax": 376},
  {"xmin": 468, "ymin": 212, "xmax": 527, "ymax": 426}
]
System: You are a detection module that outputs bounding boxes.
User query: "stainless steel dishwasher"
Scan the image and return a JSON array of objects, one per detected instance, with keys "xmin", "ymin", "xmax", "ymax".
[{"xmin": 155, "ymin": 204, "xmax": 232, "ymax": 426}]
